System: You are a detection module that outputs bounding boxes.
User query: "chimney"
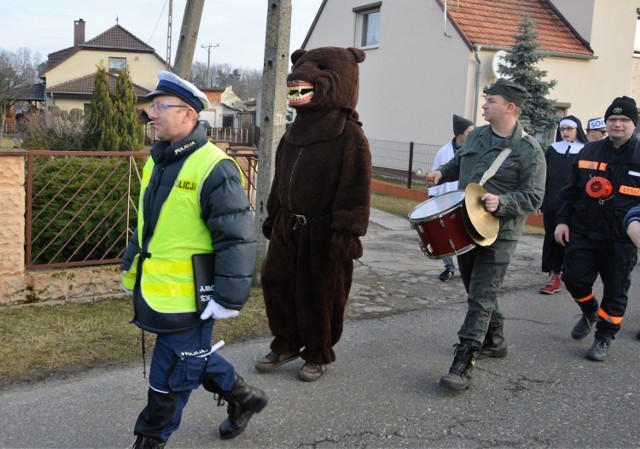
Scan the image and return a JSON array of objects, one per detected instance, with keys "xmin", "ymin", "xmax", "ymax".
[{"xmin": 74, "ymin": 19, "xmax": 85, "ymax": 46}]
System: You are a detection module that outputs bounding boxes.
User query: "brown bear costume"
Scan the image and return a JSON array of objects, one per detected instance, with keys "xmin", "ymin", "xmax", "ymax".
[{"xmin": 260, "ymin": 47, "xmax": 372, "ymax": 376}]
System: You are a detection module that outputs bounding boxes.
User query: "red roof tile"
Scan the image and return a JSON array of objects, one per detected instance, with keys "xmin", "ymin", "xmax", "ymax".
[{"xmin": 439, "ymin": 0, "xmax": 592, "ymax": 57}]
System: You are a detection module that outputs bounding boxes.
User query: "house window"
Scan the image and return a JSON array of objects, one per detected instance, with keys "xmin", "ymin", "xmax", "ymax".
[
  {"xmin": 222, "ymin": 114, "xmax": 234, "ymax": 128},
  {"xmin": 354, "ymin": 3, "xmax": 381, "ymax": 49},
  {"xmin": 109, "ymin": 57, "xmax": 127, "ymax": 74}
]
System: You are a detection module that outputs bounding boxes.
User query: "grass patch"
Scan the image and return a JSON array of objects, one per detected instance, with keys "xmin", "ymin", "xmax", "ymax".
[
  {"xmin": 0, "ymin": 134, "xmax": 21, "ymax": 149},
  {"xmin": 371, "ymin": 191, "xmax": 418, "ymax": 218},
  {"xmin": 0, "ymin": 289, "xmax": 268, "ymax": 389}
]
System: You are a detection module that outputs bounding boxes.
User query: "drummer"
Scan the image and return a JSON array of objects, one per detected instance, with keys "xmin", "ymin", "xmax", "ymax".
[{"xmin": 425, "ymin": 78, "xmax": 546, "ymax": 391}]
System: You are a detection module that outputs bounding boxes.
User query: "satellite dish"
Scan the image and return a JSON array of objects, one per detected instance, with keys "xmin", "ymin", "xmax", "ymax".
[{"xmin": 492, "ymin": 50, "xmax": 511, "ymax": 78}]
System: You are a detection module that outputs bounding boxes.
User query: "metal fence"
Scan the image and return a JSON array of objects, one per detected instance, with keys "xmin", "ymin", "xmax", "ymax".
[
  {"xmin": 25, "ymin": 148, "xmax": 259, "ymax": 268},
  {"xmin": 25, "ymin": 150, "xmax": 145, "ymax": 269},
  {"xmin": 24, "ymin": 137, "xmax": 434, "ymax": 268},
  {"xmin": 369, "ymin": 138, "xmax": 441, "ymax": 187}
]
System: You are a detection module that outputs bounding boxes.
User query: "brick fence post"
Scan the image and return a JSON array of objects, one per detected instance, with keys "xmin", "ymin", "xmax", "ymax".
[{"xmin": 0, "ymin": 149, "xmax": 27, "ymax": 305}]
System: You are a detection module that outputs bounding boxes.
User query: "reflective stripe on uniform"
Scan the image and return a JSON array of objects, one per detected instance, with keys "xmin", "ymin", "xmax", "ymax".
[
  {"xmin": 598, "ymin": 308, "xmax": 623, "ymax": 325},
  {"xmin": 574, "ymin": 291, "xmax": 595, "ymax": 303}
]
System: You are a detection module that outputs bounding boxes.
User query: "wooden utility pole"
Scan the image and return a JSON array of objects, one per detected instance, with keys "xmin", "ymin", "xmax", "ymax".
[
  {"xmin": 254, "ymin": 0, "xmax": 291, "ymax": 283},
  {"xmin": 173, "ymin": 0, "xmax": 205, "ymax": 78}
]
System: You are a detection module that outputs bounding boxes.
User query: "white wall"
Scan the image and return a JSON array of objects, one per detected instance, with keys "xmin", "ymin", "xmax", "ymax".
[{"xmin": 305, "ymin": 0, "xmax": 472, "ymax": 148}]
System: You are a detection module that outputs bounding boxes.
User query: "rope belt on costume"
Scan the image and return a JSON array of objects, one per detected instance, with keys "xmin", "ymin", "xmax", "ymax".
[{"xmin": 285, "ymin": 210, "xmax": 331, "ymax": 229}]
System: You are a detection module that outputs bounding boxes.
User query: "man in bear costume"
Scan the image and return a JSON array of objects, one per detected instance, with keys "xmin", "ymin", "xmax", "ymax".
[{"xmin": 256, "ymin": 46, "xmax": 372, "ymax": 382}]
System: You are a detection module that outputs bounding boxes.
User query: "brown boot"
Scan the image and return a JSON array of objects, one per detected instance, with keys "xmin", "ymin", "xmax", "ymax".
[{"xmin": 255, "ymin": 351, "xmax": 299, "ymax": 372}]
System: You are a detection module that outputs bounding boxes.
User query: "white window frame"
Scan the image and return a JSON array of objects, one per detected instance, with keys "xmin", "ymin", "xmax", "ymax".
[
  {"xmin": 354, "ymin": 2, "xmax": 381, "ymax": 50},
  {"xmin": 108, "ymin": 57, "xmax": 127, "ymax": 74}
]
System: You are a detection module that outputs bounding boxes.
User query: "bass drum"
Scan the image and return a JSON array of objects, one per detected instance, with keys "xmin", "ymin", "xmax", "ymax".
[{"xmin": 408, "ymin": 190, "xmax": 476, "ymax": 259}]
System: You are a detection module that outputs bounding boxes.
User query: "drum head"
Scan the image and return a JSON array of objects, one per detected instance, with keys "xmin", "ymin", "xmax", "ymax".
[
  {"xmin": 408, "ymin": 190, "xmax": 465, "ymax": 221},
  {"xmin": 463, "ymin": 183, "xmax": 499, "ymax": 240}
]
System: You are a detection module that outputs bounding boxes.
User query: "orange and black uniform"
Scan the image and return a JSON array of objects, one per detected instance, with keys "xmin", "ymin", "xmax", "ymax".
[{"xmin": 556, "ymin": 135, "xmax": 640, "ymax": 338}]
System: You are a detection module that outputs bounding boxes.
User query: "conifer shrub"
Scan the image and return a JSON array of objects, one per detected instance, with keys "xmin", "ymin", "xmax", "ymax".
[{"xmin": 30, "ymin": 155, "xmax": 144, "ymax": 265}]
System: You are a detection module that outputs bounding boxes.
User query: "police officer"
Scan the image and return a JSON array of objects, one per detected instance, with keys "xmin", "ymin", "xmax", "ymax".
[
  {"xmin": 121, "ymin": 71, "xmax": 267, "ymax": 448},
  {"xmin": 555, "ymin": 96, "xmax": 640, "ymax": 361}
]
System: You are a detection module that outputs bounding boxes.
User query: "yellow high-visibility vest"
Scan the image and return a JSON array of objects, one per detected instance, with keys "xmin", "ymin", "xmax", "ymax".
[{"xmin": 122, "ymin": 142, "xmax": 242, "ymax": 314}]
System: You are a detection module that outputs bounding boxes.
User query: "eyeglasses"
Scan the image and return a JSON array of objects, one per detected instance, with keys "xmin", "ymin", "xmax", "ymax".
[
  {"xmin": 148, "ymin": 103, "xmax": 188, "ymax": 112},
  {"xmin": 559, "ymin": 127, "xmax": 576, "ymax": 132}
]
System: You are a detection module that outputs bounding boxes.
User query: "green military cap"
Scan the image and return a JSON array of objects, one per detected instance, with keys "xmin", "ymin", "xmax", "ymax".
[{"xmin": 483, "ymin": 78, "xmax": 531, "ymax": 107}]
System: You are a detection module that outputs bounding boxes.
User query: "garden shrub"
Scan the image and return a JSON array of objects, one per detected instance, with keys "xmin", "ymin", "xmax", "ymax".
[{"xmin": 30, "ymin": 155, "xmax": 145, "ymax": 265}]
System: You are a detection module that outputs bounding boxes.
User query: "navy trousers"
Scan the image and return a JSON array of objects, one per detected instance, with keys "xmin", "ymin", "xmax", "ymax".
[{"xmin": 134, "ymin": 320, "xmax": 235, "ymax": 442}]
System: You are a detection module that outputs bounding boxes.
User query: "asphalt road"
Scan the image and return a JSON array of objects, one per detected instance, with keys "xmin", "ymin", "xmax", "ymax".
[{"xmin": 2, "ymin": 209, "xmax": 640, "ymax": 449}]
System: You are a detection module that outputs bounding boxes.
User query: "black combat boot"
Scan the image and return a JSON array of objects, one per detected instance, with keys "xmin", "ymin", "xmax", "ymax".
[
  {"xmin": 203, "ymin": 372, "xmax": 268, "ymax": 440},
  {"xmin": 571, "ymin": 311, "xmax": 598, "ymax": 340},
  {"xmin": 585, "ymin": 335, "xmax": 612, "ymax": 362},
  {"xmin": 439, "ymin": 341, "xmax": 480, "ymax": 391},
  {"xmin": 132, "ymin": 434, "xmax": 166, "ymax": 449},
  {"xmin": 476, "ymin": 324, "xmax": 508, "ymax": 359}
]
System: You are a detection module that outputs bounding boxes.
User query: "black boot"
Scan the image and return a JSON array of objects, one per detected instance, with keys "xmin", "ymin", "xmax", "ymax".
[
  {"xmin": 585, "ymin": 335, "xmax": 612, "ymax": 362},
  {"xmin": 571, "ymin": 311, "xmax": 598, "ymax": 340},
  {"xmin": 203, "ymin": 372, "xmax": 268, "ymax": 440},
  {"xmin": 476, "ymin": 324, "xmax": 508, "ymax": 359},
  {"xmin": 439, "ymin": 341, "xmax": 480, "ymax": 391},
  {"xmin": 132, "ymin": 434, "xmax": 166, "ymax": 449}
]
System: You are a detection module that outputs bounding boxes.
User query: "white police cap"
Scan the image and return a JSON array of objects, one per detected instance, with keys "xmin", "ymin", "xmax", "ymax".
[
  {"xmin": 587, "ymin": 117, "xmax": 606, "ymax": 130},
  {"xmin": 147, "ymin": 71, "xmax": 210, "ymax": 112}
]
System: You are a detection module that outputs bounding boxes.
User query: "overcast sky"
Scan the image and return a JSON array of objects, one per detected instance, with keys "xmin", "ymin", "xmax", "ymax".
[{"xmin": 0, "ymin": 0, "xmax": 323, "ymax": 70}]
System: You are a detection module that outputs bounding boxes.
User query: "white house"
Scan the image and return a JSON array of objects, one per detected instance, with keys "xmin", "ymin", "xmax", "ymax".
[{"xmin": 303, "ymin": 0, "xmax": 640, "ymax": 172}]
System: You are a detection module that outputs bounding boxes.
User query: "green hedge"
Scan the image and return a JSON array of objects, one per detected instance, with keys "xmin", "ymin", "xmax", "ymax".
[{"xmin": 30, "ymin": 155, "xmax": 144, "ymax": 265}]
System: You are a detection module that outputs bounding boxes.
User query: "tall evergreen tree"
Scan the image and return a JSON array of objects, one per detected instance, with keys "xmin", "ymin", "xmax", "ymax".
[
  {"xmin": 498, "ymin": 14, "xmax": 557, "ymax": 139},
  {"xmin": 83, "ymin": 66, "xmax": 115, "ymax": 150},
  {"xmin": 113, "ymin": 68, "xmax": 143, "ymax": 151}
]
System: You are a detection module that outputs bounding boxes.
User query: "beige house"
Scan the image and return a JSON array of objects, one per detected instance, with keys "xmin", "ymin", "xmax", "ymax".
[
  {"xmin": 302, "ymin": 0, "xmax": 640, "ymax": 170},
  {"xmin": 43, "ymin": 19, "xmax": 167, "ymax": 113}
]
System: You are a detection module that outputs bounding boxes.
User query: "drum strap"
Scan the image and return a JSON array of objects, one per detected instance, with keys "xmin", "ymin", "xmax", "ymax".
[{"xmin": 479, "ymin": 148, "xmax": 512, "ymax": 186}]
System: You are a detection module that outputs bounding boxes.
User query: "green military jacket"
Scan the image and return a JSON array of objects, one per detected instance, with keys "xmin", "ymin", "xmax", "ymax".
[{"xmin": 437, "ymin": 120, "xmax": 546, "ymax": 240}]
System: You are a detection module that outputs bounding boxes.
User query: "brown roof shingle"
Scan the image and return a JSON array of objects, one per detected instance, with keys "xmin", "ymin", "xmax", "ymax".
[
  {"xmin": 440, "ymin": 0, "xmax": 593, "ymax": 57},
  {"xmin": 83, "ymin": 24, "xmax": 155, "ymax": 51},
  {"xmin": 46, "ymin": 24, "xmax": 159, "ymax": 72},
  {"xmin": 47, "ymin": 73, "xmax": 150, "ymax": 99}
]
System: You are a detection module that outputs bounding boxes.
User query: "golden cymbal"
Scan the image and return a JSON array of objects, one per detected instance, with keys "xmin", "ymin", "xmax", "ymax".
[
  {"xmin": 463, "ymin": 183, "xmax": 499, "ymax": 243},
  {"xmin": 462, "ymin": 206, "xmax": 497, "ymax": 247}
]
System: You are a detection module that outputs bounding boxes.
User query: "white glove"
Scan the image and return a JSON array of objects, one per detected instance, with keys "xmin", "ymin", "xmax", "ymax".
[
  {"xmin": 200, "ymin": 300, "xmax": 240, "ymax": 320},
  {"xmin": 121, "ymin": 271, "xmax": 133, "ymax": 294}
]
